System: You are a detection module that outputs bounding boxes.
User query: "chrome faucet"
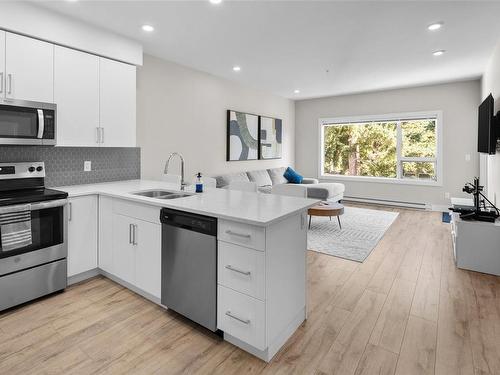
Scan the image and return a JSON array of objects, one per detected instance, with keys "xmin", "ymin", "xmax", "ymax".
[{"xmin": 164, "ymin": 152, "xmax": 186, "ymax": 190}]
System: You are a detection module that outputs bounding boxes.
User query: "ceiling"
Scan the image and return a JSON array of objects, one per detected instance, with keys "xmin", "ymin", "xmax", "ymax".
[{"xmin": 36, "ymin": 1, "xmax": 500, "ymax": 100}]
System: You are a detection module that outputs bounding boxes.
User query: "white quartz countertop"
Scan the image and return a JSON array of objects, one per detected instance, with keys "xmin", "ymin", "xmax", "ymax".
[{"xmin": 55, "ymin": 180, "xmax": 319, "ymax": 226}]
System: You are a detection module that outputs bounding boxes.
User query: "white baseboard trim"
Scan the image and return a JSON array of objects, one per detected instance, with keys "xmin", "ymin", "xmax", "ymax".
[
  {"xmin": 430, "ymin": 204, "xmax": 451, "ymax": 212},
  {"xmin": 99, "ymin": 269, "xmax": 162, "ymax": 305},
  {"xmin": 67, "ymin": 268, "xmax": 100, "ymax": 285},
  {"xmin": 67, "ymin": 268, "xmax": 162, "ymax": 305},
  {"xmin": 344, "ymin": 196, "xmax": 428, "ymax": 210}
]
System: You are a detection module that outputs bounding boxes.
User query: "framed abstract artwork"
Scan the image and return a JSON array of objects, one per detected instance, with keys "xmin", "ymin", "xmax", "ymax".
[
  {"xmin": 226, "ymin": 110, "xmax": 259, "ymax": 161},
  {"xmin": 259, "ymin": 116, "xmax": 283, "ymax": 159}
]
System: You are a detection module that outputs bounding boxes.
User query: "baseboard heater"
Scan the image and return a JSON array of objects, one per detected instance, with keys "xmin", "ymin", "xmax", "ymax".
[{"xmin": 343, "ymin": 195, "xmax": 428, "ymax": 210}]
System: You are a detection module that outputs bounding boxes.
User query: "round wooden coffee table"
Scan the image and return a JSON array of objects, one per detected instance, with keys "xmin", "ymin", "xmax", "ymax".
[{"xmin": 307, "ymin": 202, "xmax": 344, "ymax": 229}]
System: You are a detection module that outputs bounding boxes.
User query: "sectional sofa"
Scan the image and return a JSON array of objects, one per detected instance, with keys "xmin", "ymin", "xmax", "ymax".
[{"xmin": 214, "ymin": 167, "xmax": 345, "ymax": 202}]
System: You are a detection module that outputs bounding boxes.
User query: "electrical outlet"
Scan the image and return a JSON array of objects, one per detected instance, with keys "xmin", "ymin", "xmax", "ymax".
[
  {"xmin": 445, "ymin": 192, "xmax": 450, "ymax": 199},
  {"xmin": 84, "ymin": 161, "xmax": 92, "ymax": 172},
  {"xmin": 465, "ymin": 153, "xmax": 471, "ymax": 161}
]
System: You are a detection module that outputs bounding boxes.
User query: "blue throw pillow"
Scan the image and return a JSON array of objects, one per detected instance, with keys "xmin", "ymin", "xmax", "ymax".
[{"xmin": 283, "ymin": 167, "xmax": 303, "ymax": 184}]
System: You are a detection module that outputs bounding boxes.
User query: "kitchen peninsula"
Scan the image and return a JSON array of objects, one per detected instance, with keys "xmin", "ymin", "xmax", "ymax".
[{"xmin": 58, "ymin": 180, "xmax": 318, "ymax": 362}]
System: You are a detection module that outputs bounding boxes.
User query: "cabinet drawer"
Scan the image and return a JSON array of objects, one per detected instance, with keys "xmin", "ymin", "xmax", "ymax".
[
  {"xmin": 113, "ymin": 198, "xmax": 160, "ymax": 224},
  {"xmin": 218, "ymin": 241, "xmax": 265, "ymax": 300},
  {"xmin": 217, "ymin": 285, "xmax": 266, "ymax": 350},
  {"xmin": 218, "ymin": 220, "xmax": 265, "ymax": 251}
]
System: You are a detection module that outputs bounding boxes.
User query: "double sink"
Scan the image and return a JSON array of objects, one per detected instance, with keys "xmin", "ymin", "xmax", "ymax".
[{"xmin": 132, "ymin": 190, "xmax": 192, "ymax": 200}]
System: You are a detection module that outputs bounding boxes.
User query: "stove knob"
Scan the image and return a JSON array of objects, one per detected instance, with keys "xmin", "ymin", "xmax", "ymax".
[
  {"xmin": 28, "ymin": 166, "xmax": 35, "ymax": 173},
  {"xmin": 36, "ymin": 166, "xmax": 43, "ymax": 172}
]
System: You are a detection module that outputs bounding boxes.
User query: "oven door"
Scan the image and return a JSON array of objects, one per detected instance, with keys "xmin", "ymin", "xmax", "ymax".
[
  {"xmin": 0, "ymin": 199, "xmax": 67, "ymax": 276},
  {"xmin": 0, "ymin": 100, "xmax": 56, "ymax": 145}
]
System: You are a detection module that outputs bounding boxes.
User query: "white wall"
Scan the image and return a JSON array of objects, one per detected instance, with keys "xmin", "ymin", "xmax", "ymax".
[
  {"xmin": 137, "ymin": 54, "xmax": 295, "ymax": 181},
  {"xmin": 295, "ymin": 80, "xmax": 481, "ymax": 208},
  {"xmin": 481, "ymin": 41, "xmax": 500, "ymax": 205},
  {"xmin": 0, "ymin": 2, "xmax": 142, "ymax": 65}
]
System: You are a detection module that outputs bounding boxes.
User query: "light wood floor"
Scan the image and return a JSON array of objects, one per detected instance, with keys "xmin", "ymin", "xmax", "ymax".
[{"xmin": 1, "ymin": 207, "xmax": 500, "ymax": 374}]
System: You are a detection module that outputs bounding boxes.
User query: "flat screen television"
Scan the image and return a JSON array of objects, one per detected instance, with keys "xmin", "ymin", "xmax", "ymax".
[{"xmin": 478, "ymin": 94, "xmax": 496, "ymax": 154}]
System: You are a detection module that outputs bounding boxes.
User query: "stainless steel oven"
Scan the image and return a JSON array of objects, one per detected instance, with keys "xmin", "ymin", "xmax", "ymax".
[
  {"xmin": 0, "ymin": 162, "xmax": 68, "ymax": 311},
  {"xmin": 0, "ymin": 99, "xmax": 56, "ymax": 145}
]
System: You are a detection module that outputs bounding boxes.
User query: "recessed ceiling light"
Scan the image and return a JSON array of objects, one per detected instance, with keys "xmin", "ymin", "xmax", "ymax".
[
  {"xmin": 141, "ymin": 24, "xmax": 155, "ymax": 32},
  {"xmin": 433, "ymin": 50, "xmax": 445, "ymax": 56},
  {"xmin": 294, "ymin": 89, "xmax": 300, "ymax": 94},
  {"xmin": 428, "ymin": 22, "xmax": 443, "ymax": 31},
  {"xmin": 210, "ymin": 0, "xmax": 222, "ymax": 4},
  {"xmin": 232, "ymin": 66, "xmax": 241, "ymax": 72}
]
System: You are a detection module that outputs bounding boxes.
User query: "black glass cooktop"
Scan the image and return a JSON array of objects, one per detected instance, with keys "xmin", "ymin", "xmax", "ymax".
[{"xmin": 0, "ymin": 188, "xmax": 68, "ymax": 207}]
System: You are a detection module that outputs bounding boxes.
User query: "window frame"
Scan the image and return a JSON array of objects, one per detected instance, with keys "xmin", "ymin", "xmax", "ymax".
[{"xmin": 318, "ymin": 110, "xmax": 443, "ymax": 186}]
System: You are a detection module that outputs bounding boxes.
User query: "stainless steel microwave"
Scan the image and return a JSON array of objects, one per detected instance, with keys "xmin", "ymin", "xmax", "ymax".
[{"xmin": 0, "ymin": 99, "xmax": 56, "ymax": 145}]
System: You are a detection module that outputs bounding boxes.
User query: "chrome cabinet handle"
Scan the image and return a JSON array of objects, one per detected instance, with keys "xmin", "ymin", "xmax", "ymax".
[
  {"xmin": 129, "ymin": 223, "xmax": 133, "ymax": 244},
  {"xmin": 96, "ymin": 127, "xmax": 100, "ymax": 144},
  {"xmin": 68, "ymin": 202, "xmax": 72, "ymax": 221},
  {"xmin": 0, "ymin": 72, "xmax": 3, "ymax": 94},
  {"xmin": 225, "ymin": 264, "xmax": 251, "ymax": 276},
  {"xmin": 132, "ymin": 224, "xmax": 138, "ymax": 245},
  {"xmin": 7, "ymin": 73, "xmax": 12, "ymax": 95},
  {"xmin": 225, "ymin": 230, "xmax": 251, "ymax": 239},
  {"xmin": 225, "ymin": 311, "xmax": 250, "ymax": 325}
]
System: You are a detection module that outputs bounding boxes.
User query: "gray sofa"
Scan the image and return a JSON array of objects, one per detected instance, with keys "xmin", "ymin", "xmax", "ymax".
[{"xmin": 214, "ymin": 167, "xmax": 345, "ymax": 202}]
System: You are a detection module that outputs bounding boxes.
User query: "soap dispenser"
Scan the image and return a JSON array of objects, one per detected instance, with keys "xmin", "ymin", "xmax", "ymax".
[{"xmin": 195, "ymin": 172, "xmax": 203, "ymax": 193}]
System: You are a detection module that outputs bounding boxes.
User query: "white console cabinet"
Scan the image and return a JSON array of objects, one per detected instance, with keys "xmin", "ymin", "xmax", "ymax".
[{"xmin": 451, "ymin": 212, "xmax": 500, "ymax": 276}]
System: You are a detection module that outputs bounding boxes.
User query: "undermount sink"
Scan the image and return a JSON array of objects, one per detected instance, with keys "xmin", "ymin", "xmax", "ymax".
[{"xmin": 131, "ymin": 190, "xmax": 192, "ymax": 200}]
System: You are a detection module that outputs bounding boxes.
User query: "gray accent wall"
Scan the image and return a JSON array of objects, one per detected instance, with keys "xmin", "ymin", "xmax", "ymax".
[
  {"xmin": 295, "ymin": 79, "xmax": 481, "ymax": 208},
  {"xmin": 0, "ymin": 146, "xmax": 140, "ymax": 187}
]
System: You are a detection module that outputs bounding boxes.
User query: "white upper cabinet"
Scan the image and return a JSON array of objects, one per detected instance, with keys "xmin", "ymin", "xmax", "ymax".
[
  {"xmin": 0, "ymin": 31, "xmax": 5, "ymax": 98},
  {"xmin": 99, "ymin": 57, "xmax": 136, "ymax": 147},
  {"xmin": 0, "ymin": 31, "xmax": 137, "ymax": 147},
  {"xmin": 5, "ymin": 32, "xmax": 54, "ymax": 103},
  {"xmin": 54, "ymin": 46, "xmax": 100, "ymax": 146}
]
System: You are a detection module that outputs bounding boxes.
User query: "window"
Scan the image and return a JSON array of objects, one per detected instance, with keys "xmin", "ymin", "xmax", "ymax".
[{"xmin": 319, "ymin": 112, "xmax": 441, "ymax": 185}]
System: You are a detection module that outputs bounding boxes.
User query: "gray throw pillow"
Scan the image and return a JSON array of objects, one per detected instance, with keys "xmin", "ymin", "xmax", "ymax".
[
  {"xmin": 247, "ymin": 170, "xmax": 273, "ymax": 187},
  {"xmin": 267, "ymin": 167, "xmax": 287, "ymax": 185},
  {"xmin": 215, "ymin": 172, "xmax": 250, "ymax": 188}
]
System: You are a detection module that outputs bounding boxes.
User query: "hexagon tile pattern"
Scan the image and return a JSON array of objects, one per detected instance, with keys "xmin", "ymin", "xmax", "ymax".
[{"xmin": 0, "ymin": 146, "xmax": 140, "ymax": 187}]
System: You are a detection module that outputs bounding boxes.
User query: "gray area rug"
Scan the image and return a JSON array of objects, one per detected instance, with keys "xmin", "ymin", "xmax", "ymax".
[{"xmin": 308, "ymin": 206, "xmax": 399, "ymax": 262}]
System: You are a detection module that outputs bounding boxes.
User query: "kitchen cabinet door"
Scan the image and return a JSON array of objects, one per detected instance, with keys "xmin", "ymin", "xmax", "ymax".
[
  {"xmin": 112, "ymin": 213, "xmax": 136, "ymax": 285},
  {"xmin": 0, "ymin": 31, "xmax": 5, "ymax": 99},
  {"xmin": 99, "ymin": 57, "xmax": 136, "ymax": 147},
  {"xmin": 134, "ymin": 220, "xmax": 162, "ymax": 298},
  {"xmin": 5, "ymin": 32, "xmax": 54, "ymax": 103},
  {"xmin": 67, "ymin": 196, "xmax": 98, "ymax": 277},
  {"xmin": 99, "ymin": 196, "xmax": 114, "ymax": 274},
  {"xmin": 54, "ymin": 46, "xmax": 99, "ymax": 146}
]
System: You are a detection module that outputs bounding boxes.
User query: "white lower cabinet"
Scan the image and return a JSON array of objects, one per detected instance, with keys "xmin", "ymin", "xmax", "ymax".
[
  {"xmin": 67, "ymin": 195, "xmax": 98, "ymax": 277},
  {"xmin": 99, "ymin": 197, "xmax": 161, "ymax": 299},
  {"xmin": 218, "ymin": 285, "xmax": 266, "ymax": 350},
  {"xmin": 112, "ymin": 214, "xmax": 136, "ymax": 285},
  {"xmin": 134, "ymin": 220, "xmax": 162, "ymax": 298},
  {"xmin": 218, "ymin": 241, "xmax": 265, "ymax": 300},
  {"xmin": 217, "ymin": 212, "xmax": 307, "ymax": 362}
]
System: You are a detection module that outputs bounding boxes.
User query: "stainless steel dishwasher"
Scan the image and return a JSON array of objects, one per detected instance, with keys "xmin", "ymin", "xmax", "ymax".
[{"xmin": 161, "ymin": 208, "xmax": 218, "ymax": 331}]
